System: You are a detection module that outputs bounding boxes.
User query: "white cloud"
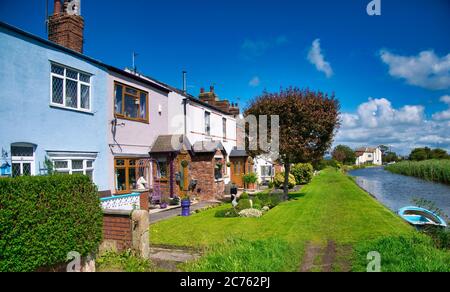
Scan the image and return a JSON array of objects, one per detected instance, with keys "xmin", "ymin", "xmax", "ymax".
[
  {"xmin": 432, "ymin": 95, "xmax": 450, "ymax": 120},
  {"xmin": 440, "ymin": 95, "xmax": 450, "ymax": 104},
  {"xmin": 307, "ymin": 39, "xmax": 333, "ymax": 78},
  {"xmin": 380, "ymin": 50, "xmax": 450, "ymax": 90},
  {"xmin": 335, "ymin": 97, "xmax": 449, "ymax": 155},
  {"xmin": 249, "ymin": 76, "xmax": 261, "ymax": 87}
]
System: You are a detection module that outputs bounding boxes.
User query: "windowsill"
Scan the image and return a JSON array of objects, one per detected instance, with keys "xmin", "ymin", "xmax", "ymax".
[
  {"xmin": 215, "ymin": 178, "xmax": 224, "ymax": 182},
  {"xmin": 50, "ymin": 104, "xmax": 94, "ymax": 115},
  {"xmin": 115, "ymin": 114, "xmax": 149, "ymax": 124}
]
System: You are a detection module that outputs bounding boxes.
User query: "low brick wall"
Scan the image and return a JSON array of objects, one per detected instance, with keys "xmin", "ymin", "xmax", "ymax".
[
  {"xmin": 101, "ymin": 209, "xmax": 150, "ymax": 258},
  {"xmin": 102, "ymin": 210, "xmax": 133, "ymax": 252}
]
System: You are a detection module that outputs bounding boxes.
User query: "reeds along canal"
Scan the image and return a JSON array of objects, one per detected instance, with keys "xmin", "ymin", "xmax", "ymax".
[{"xmin": 348, "ymin": 167, "xmax": 450, "ymax": 218}]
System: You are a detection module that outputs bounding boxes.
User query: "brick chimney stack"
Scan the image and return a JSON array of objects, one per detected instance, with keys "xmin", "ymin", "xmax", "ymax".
[
  {"xmin": 48, "ymin": 0, "xmax": 85, "ymax": 53},
  {"xmin": 53, "ymin": 0, "xmax": 62, "ymax": 15}
]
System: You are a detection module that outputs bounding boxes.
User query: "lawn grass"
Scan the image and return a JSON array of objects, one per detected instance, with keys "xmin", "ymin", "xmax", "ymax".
[
  {"xmin": 151, "ymin": 169, "xmax": 411, "ymax": 247},
  {"xmin": 150, "ymin": 169, "xmax": 416, "ymax": 271}
]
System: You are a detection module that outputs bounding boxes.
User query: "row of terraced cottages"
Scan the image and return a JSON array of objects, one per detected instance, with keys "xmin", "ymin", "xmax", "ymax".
[{"xmin": 0, "ymin": 5, "xmax": 278, "ymax": 201}]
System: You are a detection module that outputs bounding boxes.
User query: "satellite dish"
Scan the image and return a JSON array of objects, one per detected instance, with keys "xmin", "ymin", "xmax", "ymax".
[{"xmin": 66, "ymin": 0, "xmax": 81, "ymax": 16}]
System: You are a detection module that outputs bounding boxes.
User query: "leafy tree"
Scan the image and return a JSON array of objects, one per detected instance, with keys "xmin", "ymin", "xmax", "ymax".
[
  {"xmin": 430, "ymin": 148, "xmax": 449, "ymax": 160},
  {"xmin": 291, "ymin": 163, "xmax": 314, "ymax": 185},
  {"xmin": 409, "ymin": 147, "xmax": 431, "ymax": 161},
  {"xmin": 409, "ymin": 147, "xmax": 449, "ymax": 161},
  {"xmin": 244, "ymin": 87, "xmax": 340, "ymax": 197},
  {"xmin": 332, "ymin": 145, "xmax": 356, "ymax": 165},
  {"xmin": 384, "ymin": 152, "xmax": 399, "ymax": 163}
]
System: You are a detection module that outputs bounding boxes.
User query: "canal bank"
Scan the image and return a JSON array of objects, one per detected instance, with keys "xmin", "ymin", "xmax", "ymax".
[{"xmin": 349, "ymin": 167, "xmax": 450, "ymax": 217}]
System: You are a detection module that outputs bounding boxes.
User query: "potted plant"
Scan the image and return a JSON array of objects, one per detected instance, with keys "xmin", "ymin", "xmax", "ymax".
[
  {"xmin": 160, "ymin": 197, "xmax": 169, "ymax": 209},
  {"xmin": 181, "ymin": 194, "xmax": 191, "ymax": 216},
  {"xmin": 243, "ymin": 173, "xmax": 258, "ymax": 191}
]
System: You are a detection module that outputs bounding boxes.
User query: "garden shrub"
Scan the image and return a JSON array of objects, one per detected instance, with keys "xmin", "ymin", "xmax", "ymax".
[
  {"xmin": 239, "ymin": 192, "xmax": 249, "ymax": 201},
  {"xmin": 239, "ymin": 209, "xmax": 263, "ymax": 218},
  {"xmin": 291, "ymin": 163, "xmax": 314, "ymax": 185},
  {"xmin": 0, "ymin": 175, "xmax": 103, "ymax": 272},
  {"xmin": 273, "ymin": 172, "xmax": 296, "ymax": 189},
  {"xmin": 256, "ymin": 193, "xmax": 282, "ymax": 208},
  {"xmin": 236, "ymin": 199, "xmax": 252, "ymax": 211}
]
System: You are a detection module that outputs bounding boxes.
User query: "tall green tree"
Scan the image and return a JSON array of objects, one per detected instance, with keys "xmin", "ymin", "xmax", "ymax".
[
  {"xmin": 332, "ymin": 145, "xmax": 356, "ymax": 165},
  {"xmin": 244, "ymin": 87, "xmax": 340, "ymax": 197},
  {"xmin": 409, "ymin": 147, "xmax": 431, "ymax": 161}
]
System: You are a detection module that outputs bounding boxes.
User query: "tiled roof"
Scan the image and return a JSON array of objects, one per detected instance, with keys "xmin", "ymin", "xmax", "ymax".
[
  {"xmin": 149, "ymin": 135, "xmax": 192, "ymax": 154},
  {"xmin": 229, "ymin": 148, "xmax": 249, "ymax": 158},
  {"xmin": 192, "ymin": 141, "xmax": 226, "ymax": 154}
]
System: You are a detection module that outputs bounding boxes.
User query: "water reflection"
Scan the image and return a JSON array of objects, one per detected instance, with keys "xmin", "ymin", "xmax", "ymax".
[{"xmin": 349, "ymin": 167, "xmax": 450, "ymax": 217}]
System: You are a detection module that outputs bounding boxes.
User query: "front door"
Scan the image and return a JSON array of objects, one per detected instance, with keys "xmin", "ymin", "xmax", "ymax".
[{"xmin": 230, "ymin": 158, "xmax": 245, "ymax": 188}]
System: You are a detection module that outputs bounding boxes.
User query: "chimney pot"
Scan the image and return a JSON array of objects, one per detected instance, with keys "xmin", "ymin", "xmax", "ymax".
[
  {"xmin": 210, "ymin": 85, "xmax": 214, "ymax": 93},
  {"xmin": 200, "ymin": 88, "xmax": 205, "ymax": 94},
  {"xmin": 54, "ymin": 0, "xmax": 62, "ymax": 15}
]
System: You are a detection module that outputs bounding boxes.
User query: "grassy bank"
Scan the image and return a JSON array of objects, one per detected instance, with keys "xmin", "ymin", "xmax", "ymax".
[
  {"xmin": 385, "ymin": 160, "xmax": 450, "ymax": 185},
  {"xmin": 151, "ymin": 169, "xmax": 414, "ymax": 271}
]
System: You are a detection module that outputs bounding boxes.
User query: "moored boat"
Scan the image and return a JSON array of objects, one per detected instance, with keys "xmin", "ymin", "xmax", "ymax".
[{"xmin": 398, "ymin": 206, "xmax": 447, "ymax": 228}]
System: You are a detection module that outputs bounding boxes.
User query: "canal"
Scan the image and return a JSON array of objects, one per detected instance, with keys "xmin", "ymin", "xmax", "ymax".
[{"xmin": 349, "ymin": 167, "xmax": 450, "ymax": 217}]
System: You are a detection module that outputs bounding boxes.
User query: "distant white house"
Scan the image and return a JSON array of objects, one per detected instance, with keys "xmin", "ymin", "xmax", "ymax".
[{"xmin": 355, "ymin": 147, "xmax": 383, "ymax": 166}]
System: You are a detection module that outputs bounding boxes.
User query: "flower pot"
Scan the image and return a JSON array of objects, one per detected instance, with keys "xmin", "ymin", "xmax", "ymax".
[
  {"xmin": 247, "ymin": 183, "xmax": 256, "ymax": 191},
  {"xmin": 181, "ymin": 199, "xmax": 191, "ymax": 217}
]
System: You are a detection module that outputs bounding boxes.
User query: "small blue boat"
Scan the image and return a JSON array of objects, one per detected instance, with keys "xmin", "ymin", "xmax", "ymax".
[{"xmin": 398, "ymin": 206, "xmax": 447, "ymax": 228}]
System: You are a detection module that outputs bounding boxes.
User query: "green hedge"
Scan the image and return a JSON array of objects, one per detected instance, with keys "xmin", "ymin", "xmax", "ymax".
[{"xmin": 0, "ymin": 175, "xmax": 103, "ymax": 272}]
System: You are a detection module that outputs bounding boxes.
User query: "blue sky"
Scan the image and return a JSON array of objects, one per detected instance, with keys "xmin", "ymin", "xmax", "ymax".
[{"xmin": 1, "ymin": 0, "xmax": 449, "ymax": 154}]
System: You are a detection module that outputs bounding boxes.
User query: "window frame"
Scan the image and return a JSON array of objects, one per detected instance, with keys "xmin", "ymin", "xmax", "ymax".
[
  {"xmin": 222, "ymin": 117, "xmax": 227, "ymax": 140},
  {"xmin": 50, "ymin": 62, "xmax": 92, "ymax": 113},
  {"xmin": 114, "ymin": 158, "xmax": 148, "ymax": 194},
  {"xmin": 114, "ymin": 82, "xmax": 149, "ymax": 123},
  {"xmin": 205, "ymin": 111, "xmax": 211, "ymax": 136},
  {"xmin": 53, "ymin": 159, "xmax": 94, "ymax": 179},
  {"xmin": 11, "ymin": 144, "xmax": 36, "ymax": 177}
]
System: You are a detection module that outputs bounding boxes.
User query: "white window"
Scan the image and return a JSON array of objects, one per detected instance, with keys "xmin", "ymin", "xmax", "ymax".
[
  {"xmin": 50, "ymin": 63, "xmax": 92, "ymax": 112},
  {"xmin": 53, "ymin": 159, "xmax": 94, "ymax": 180},
  {"xmin": 11, "ymin": 144, "xmax": 35, "ymax": 177},
  {"xmin": 261, "ymin": 165, "xmax": 273, "ymax": 177}
]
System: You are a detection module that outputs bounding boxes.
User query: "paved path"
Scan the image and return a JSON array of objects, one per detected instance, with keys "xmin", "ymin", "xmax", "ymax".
[
  {"xmin": 150, "ymin": 201, "xmax": 221, "ymax": 224},
  {"xmin": 149, "ymin": 247, "xmax": 202, "ymax": 272}
]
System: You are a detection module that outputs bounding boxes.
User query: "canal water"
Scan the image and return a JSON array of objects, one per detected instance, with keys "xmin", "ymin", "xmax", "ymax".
[{"xmin": 349, "ymin": 167, "xmax": 450, "ymax": 217}]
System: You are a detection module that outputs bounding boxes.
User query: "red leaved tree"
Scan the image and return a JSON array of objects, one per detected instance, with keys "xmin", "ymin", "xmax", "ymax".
[{"xmin": 244, "ymin": 87, "xmax": 340, "ymax": 197}]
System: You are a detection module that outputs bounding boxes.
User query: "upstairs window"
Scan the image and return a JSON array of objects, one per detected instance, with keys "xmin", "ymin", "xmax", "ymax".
[
  {"xmin": 222, "ymin": 118, "xmax": 227, "ymax": 139},
  {"xmin": 114, "ymin": 82, "xmax": 148, "ymax": 122},
  {"xmin": 51, "ymin": 63, "xmax": 92, "ymax": 111},
  {"xmin": 205, "ymin": 111, "xmax": 211, "ymax": 136}
]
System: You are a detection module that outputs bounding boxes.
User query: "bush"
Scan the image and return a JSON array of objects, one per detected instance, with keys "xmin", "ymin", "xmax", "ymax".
[
  {"xmin": 256, "ymin": 193, "xmax": 282, "ymax": 208},
  {"xmin": 273, "ymin": 172, "xmax": 296, "ymax": 189},
  {"xmin": 291, "ymin": 163, "xmax": 314, "ymax": 185},
  {"xmin": 314, "ymin": 159, "xmax": 340, "ymax": 171},
  {"xmin": 0, "ymin": 175, "xmax": 103, "ymax": 272},
  {"xmin": 239, "ymin": 192, "xmax": 249, "ymax": 201},
  {"xmin": 236, "ymin": 199, "xmax": 252, "ymax": 211},
  {"xmin": 243, "ymin": 173, "xmax": 258, "ymax": 185},
  {"xmin": 239, "ymin": 209, "xmax": 263, "ymax": 218}
]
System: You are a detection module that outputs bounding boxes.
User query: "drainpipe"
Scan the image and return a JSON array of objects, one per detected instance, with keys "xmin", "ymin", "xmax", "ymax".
[{"xmin": 183, "ymin": 98, "xmax": 187, "ymax": 137}]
